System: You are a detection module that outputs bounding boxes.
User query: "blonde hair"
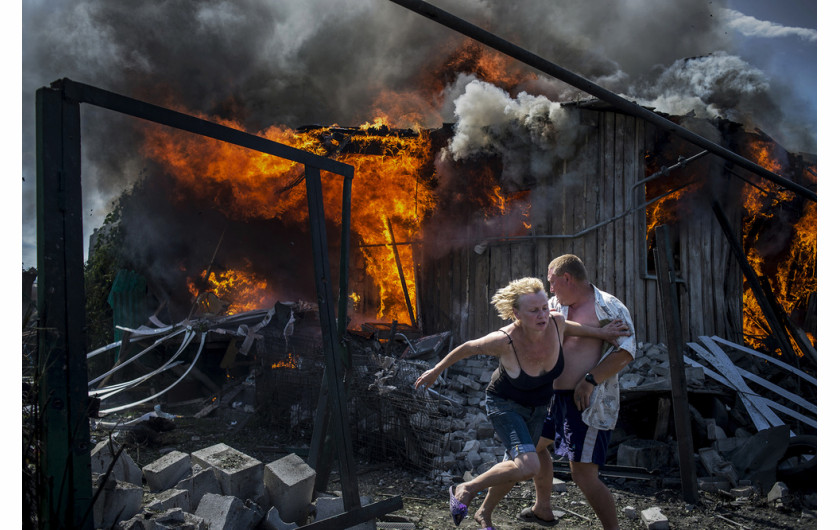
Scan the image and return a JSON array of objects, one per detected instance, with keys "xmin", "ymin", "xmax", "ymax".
[
  {"xmin": 491, "ymin": 277, "xmax": 546, "ymax": 321},
  {"xmin": 548, "ymin": 254, "xmax": 588, "ymax": 281}
]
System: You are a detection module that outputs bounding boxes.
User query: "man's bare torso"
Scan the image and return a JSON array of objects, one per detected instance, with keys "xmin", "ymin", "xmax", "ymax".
[{"xmin": 554, "ymin": 296, "xmax": 603, "ymax": 390}]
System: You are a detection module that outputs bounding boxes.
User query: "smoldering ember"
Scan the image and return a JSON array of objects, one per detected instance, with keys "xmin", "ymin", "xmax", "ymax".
[{"xmin": 23, "ymin": 3, "xmax": 816, "ymax": 530}]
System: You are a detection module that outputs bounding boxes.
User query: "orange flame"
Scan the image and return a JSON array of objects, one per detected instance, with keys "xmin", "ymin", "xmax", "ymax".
[
  {"xmin": 740, "ymin": 139, "xmax": 816, "ymax": 355},
  {"xmin": 146, "ymin": 113, "xmax": 437, "ymax": 323},
  {"xmin": 187, "ymin": 266, "xmax": 275, "ymax": 314},
  {"xmin": 271, "ymin": 353, "xmax": 299, "ymax": 369}
]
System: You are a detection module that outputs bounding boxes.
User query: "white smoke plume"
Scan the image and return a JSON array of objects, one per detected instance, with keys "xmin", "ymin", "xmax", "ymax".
[
  {"xmin": 444, "ymin": 79, "xmax": 583, "ymax": 188},
  {"xmin": 625, "ymin": 52, "xmax": 771, "ymax": 122},
  {"xmin": 720, "ymin": 8, "xmax": 817, "ymax": 41}
]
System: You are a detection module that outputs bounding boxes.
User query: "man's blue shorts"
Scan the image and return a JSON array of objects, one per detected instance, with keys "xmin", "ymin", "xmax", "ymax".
[
  {"xmin": 541, "ymin": 389, "xmax": 611, "ymax": 465},
  {"xmin": 485, "ymin": 392, "xmax": 547, "ymax": 459}
]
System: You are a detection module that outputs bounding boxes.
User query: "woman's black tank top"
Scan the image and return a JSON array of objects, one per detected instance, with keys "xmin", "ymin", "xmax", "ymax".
[{"xmin": 485, "ymin": 318, "xmax": 564, "ymax": 407}]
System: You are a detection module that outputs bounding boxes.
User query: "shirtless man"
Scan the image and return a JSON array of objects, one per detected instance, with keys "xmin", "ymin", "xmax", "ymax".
[{"xmin": 520, "ymin": 254, "xmax": 636, "ymax": 529}]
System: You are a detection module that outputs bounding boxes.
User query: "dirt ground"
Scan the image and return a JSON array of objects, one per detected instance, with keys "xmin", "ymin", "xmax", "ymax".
[{"xmin": 104, "ymin": 401, "xmax": 817, "ymax": 530}]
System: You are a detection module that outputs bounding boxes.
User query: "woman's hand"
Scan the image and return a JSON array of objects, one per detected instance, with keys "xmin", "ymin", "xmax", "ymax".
[
  {"xmin": 414, "ymin": 368, "xmax": 440, "ymax": 390},
  {"xmin": 600, "ymin": 319, "xmax": 630, "ymax": 346}
]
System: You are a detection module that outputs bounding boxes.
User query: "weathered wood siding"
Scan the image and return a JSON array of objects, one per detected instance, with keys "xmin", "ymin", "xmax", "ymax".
[{"xmin": 418, "ymin": 107, "xmax": 744, "ymax": 346}]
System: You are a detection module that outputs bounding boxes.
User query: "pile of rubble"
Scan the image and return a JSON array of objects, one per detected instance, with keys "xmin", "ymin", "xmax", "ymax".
[
  {"xmin": 87, "ymin": 332, "xmax": 815, "ymax": 528},
  {"xmin": 90, "ymin": 439, "xmax": 376, "ymax": 529}
]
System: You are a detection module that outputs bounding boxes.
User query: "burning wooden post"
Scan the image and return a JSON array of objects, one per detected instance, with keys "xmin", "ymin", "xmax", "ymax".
[
  {"xmin": 385, "ymin": 216, "xmax": 417, "ymax": 328},
  {"xmin": 711, "ymin": 201, "xmax": 800, "ymax": 365}
]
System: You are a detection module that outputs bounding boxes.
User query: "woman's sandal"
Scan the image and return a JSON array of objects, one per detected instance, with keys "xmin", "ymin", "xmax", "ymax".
[{"xmin": 448, "ymin": 485, "xmax": 468, "ymax": 526}]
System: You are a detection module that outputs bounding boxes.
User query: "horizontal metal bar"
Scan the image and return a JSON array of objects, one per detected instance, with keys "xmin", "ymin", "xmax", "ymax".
[
  {"xmin": 53, "ymin": 78, "xmax": 354, "ymax": 178},
  {"xmin": 299, "ymin": 496, "xmax": 404, "ymax": 529},
  {"xmin": 388, "ymin": 0, "xmax": 816, "ymax": 203}
]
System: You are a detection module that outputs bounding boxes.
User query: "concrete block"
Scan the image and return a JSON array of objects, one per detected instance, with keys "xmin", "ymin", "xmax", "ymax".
[
  {"xmin": 128, "ymin": 507, "xmax": 206, "ymax": 530},
  {"xmin": 623, "ymin": 505, "xmax": 637, "ymax": 520},
  {"xmin": 144, "ymin": 450, "xmax": 192, "ymax": 492},
  {"xmin": 93, "ymin": 474, "xmax": 144, "ymax": 529},
  {"xmin": 698, "ymin": 447, "xmax": 738, "ymax": 487},
  {"xmin": 466, "ymin": 449, "xmax": 483, "ymax": 469},
  {"xmin": 617, "ymin": 439, "xmax": 670, "ymax": 471},
  {"xmin": 313, "ymin": 495, "xmax": 374, "ymax": 530},
  {"xmin": 192, "ymin": 443, "xmax": 264, "ymax": 501},
  {"xmin": 145, "ymin": 488, "xmax": 190, "ymax": 512},
  {"xmin": 261, "ymin": 506, "xmax": 299, "ymax": 529},
  {"xmin": 552, "ymin": 478, "xmax": 567, "ymax": 493},
  {"xmin": 619, "ymin": 372, "xmax": 644, "ymax": 389},
  {"xmin": 177, "ymin": 465, "xmax": 223, "ymax": 512},
  {"xmin": 264, "ymin": 453, "xmax": 316, "ymax": 525},
  {"xmin": 640, "ymin": 506, "xmax": 669, "ymax": 530},
  {"xmin": 462, "ymin": 439, "xmax": 480, "ymax": 453},
  {"xmin": 91, "ymin": 439, "xmax": 143, "ymax": 486},
  {"xmin": 116, "ymin": 514, "xmax": 147, "ymax": 530},
  {"xmin": 476, "ymin": 424, "xmax": 495, "ymax": 439},
  {"xmin": 194, "ymin": 493, "xmax": 262, "ymax": 530},
  {"xmin": 713, "ymin": 436, "xmax": 746, "ymax": 456},
  {"xmin": 684, "ymin": 365, "xmax": 705, "ymax": 386},
  {"xmin": 768, "ymin": 481, "xmax": 790, "ymax": 504}
]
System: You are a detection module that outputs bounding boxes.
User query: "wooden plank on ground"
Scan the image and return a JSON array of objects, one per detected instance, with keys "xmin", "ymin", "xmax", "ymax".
[
  {"xmin": 691, "ymin": 340, "xmax": 785, "ymax": 429},
  {"xmin": 682, "ymin": 352, "xmax": 771, "ymax": 431},
  {"xmin": 709, "ymin": 335, "xmax": 816, "ymax": 385},
  {"xmin": 760, "ymin": 399, "xmax": 817, "ymax": 428},
  {"xmin": 737, "ymin": 369, "xmax": 816, "ymax": 414}
]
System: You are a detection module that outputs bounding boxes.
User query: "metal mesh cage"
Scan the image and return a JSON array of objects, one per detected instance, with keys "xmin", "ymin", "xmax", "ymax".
[
  {"xmin": 256, "ymin": 332, "xmax": 456, "ymax": 475},
  {"xmin": 349, "ymin": 353, "xmax": 455, "ymax": 474}
]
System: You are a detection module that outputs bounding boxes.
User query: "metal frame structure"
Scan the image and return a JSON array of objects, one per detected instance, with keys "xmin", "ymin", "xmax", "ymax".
[{"xmin": 35, "ymin": 78, "xmax": 401, "ymax": 529}]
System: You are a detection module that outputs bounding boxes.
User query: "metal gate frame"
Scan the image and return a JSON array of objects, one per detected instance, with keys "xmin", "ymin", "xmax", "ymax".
[{"xmin": 35, "ymin": 78, "xmax": 401, "ymax": 529}]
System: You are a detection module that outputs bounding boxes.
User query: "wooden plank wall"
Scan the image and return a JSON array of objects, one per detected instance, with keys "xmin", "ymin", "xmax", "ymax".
[{"xmin": 418, "ymin": 107, "xmax": 743, "ymax": 347}]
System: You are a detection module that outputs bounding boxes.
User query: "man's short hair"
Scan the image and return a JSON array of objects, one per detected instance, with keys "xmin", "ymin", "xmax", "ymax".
[{"xmin": 548, "ymin": 254, "xmax": 588, "ymax": 281}]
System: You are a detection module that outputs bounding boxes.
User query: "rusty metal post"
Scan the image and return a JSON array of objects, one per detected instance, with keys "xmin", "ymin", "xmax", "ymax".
[
  {"xmin": 388, "ymin": 0, "xmax": 815, "ymax": 203},
  {"xmin": 653, "ymin": 224, "xmax": 698, "ymax": 504},
  {"xmin": 304, "ymin": 165, "xmax": 361, "ymax": 510},
  {"xmin": 36, "ymin": 85, "xmax": 94, "ymax": 529}
]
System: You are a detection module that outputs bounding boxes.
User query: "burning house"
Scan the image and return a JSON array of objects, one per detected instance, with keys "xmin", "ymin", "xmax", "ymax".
[
  {"xmin": 25, "ymin": 1, "xmax": 817, "ymax": 526},
  {"xmin": 101, "ymin": 89, "xmax": 815, "ymax": 356}
]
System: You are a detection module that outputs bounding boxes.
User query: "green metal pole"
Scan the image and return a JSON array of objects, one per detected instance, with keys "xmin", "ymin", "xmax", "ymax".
[{"xmin": 36, "ymin": 86, "xmax": 94, "ymax": 529}]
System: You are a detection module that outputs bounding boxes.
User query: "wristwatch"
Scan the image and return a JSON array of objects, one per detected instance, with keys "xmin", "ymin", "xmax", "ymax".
[{"xmin": 584, "ymin": 372, "xmax": 598, "ymax": 386}]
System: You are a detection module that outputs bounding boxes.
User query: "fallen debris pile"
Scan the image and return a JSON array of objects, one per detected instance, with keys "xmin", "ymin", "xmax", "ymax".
[{"xmin": 84, "ymin": 301, "xmax": 816, "ymax": 528}]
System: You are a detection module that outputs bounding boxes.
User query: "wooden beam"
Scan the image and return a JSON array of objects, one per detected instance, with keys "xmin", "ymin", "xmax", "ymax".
[{"xmin": 653, "ymin": 224, "xmax": 698, "ymax": 504}]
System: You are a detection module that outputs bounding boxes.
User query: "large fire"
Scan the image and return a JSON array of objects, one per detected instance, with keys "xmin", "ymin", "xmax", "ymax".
[
  {"xmin": 146, "ymin": 120, "xmax": 435, "ymax": 323},
  {"xmin": 141, "ymin": 42, "xmax": 533, "ymax": 326},
  {"xmin": 741, "ymin": 139, "xmax": 816, "ymax": 355},
  {"xmin": 643, "ymin": 135, "xmax": 816, "ymax": 356}
]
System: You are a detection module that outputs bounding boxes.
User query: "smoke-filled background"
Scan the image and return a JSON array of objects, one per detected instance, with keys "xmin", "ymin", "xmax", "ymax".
[{"xmin": 20, "ymin": 0, "xmax": 817, "ymax": 268}]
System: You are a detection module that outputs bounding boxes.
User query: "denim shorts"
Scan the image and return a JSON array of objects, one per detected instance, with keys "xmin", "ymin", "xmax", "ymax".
[{"xmin": 485, "ymin": 393, "xmax": 548, "ymax": 459}]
